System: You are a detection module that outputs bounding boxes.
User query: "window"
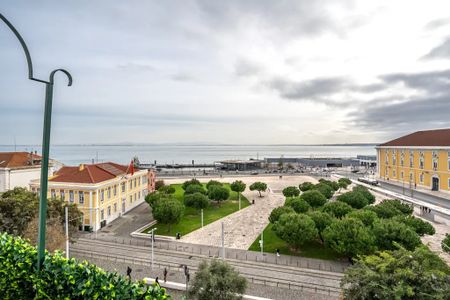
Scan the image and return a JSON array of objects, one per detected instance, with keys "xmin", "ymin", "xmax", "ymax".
[
  {"xmin": 393, "ymin": 170, "xmax": 396, "ymax": 177},
  {"xmin": 400, "ymin": 171, "xmax": 404, "ymax": 179},
  {"xmin": 134, "ymin": 178, "xmax": 137, "ymax": 188},
  {"xmin": 138, "ymin": 191, "xmax": 141, "ymax": 199},
  {"xmin": 60, "ymin": 190, "xmax": 65, "ymax": 200},
  {"xmin": 129, "ymin": 181, "xmax": 133, "ymax": 190},
  {"xmin": 385, "ymin": 168, "xmax": 388, "ymax": 176},
  {"xmin": 100, "ymin": 190, "xmax": 104, "ymax": 202},
  {"xmin": 121, "ymin": 182, "xmax": 126, "ymax": 192},
  {"xmin": 69, "ymin": 191, "xmax": 74, "ymax": 203},
  {"xmin": 51, "ymin": 189, "xmax": 56, "ymax": 199},
  {"xmin": 113, "ymin": 185, "xmax": 117, "ymax": 196},
  {"xmin": 432, "ymin": 151, "xmax": 438, "ymax": 170},
  {"xmin": 420, "ymin": 174, "xmax": 424, "ymax": 183},
  {"xmin": 419, "ymin": 152, "xmax": 424, "ymax": 169},
  {"xmin": 400, "ymin": 150, "xmax": 404, "ymax": 167},
  {"xmin": 101, "ymin": 209, "xmax": 104, "ymax": 220},
  {"xmin": 409, "ymin": 151, "xmax": 414, "ymax": 167},
  {"xmin": 79, "ymin": 191, "xmax": 84, "ymax": 204},
  {"xmin": 134, "ymin": 193, "xmax": 136, "ymax": 201},
  {"xmin": 107, "ymin": 187, "xmax": 111, "ymax": 198},
  {"xmin": 385, "ymin": 150, "xmax": 389, "ymax": 165},
  {"xmin": 392, "ymin": 150, "xmax": 396, "ymax": 165},
  {"xmin": 138, "ymin": 178, "xmax": 141, "ymax": 186},
  {"xmin": 448, "ymin": 178, "xmax": 450, "ymax": 189},
  {"xmin": 107, "ymin": 206, "xmax": 111, "ymax": 217},
  {"xmin": 114, "ymin": 203, "xmax": 117, "ymax": 212},
  {"xmin": 409, "ymin": 173, "xmax": 413, "ymax": 181},
  {"xmin": 129, "ymin": 195, "xmax": 133, "ymax": 203}
]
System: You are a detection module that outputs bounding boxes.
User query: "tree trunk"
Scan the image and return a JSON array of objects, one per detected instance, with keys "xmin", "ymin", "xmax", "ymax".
[{"xmin": 258, "ymin": 190, "xmax": 262, "ymax": 197}]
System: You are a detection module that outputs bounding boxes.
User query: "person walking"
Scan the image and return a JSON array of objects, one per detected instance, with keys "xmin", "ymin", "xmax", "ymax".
[
  {"xmin": 155, "ymin": 276, "xmax": 160, "ymax": 287},
  {"xmin": 126, "ymin": 266, "xmax": 132, "ymax": 281},
  {"xmin": 163, "ymin": 267, "xmax": 168, "ymax": 283}
]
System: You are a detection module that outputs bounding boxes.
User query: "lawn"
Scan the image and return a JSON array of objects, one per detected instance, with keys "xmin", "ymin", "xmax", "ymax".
[
  {"xmin": 143, "ymin": 183, "xmax": 250, "ymax": 237},
  {"xmin": 248, "ymin": 223, "xmax": 343, "ymax": 261}
]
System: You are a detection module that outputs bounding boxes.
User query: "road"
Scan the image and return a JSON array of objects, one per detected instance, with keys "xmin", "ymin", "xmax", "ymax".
[{"xmin": 71, "ymin": 238, "xmax": 342, "ymax": 298}]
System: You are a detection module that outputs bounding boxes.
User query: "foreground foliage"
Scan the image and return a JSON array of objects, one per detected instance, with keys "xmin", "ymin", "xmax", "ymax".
[
  {"xmin": 0, "ymin": 233, "xmax": 170, "ymax": 300},
  {"xmin": 342, "ymin": 245, "xmax": 450, "ymax": 299}
]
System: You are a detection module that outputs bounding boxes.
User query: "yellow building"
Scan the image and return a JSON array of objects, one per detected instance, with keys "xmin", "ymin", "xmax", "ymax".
[
  {"xmin": 376, "ymin": 129, "xmax": 450, "ymax": 193},
  {"xmin": 30, "ymin": 162, "xmax": 156, "ymax": 231}
]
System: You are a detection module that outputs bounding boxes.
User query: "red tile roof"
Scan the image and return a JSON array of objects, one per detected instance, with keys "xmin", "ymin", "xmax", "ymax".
[
  {"xmin": 50, "ymin": 162, "xmax": 137, "ymax": 184},
  {"xmin": 0, "ymin": 152, "xmax": 42, "ymax": 169},
  {"xmin": 379, "ymin": 128, "xmax": 450, "ymax": 147}
]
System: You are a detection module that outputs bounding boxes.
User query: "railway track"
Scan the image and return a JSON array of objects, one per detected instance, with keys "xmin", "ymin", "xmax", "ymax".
[{"xmin": 71, "ymin": 238, "xmax": 342, "ymax": 296}]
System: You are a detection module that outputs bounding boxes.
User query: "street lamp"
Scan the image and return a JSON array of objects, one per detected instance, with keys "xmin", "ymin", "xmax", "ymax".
[
  {"xmin": 1, "ymin": 13, "xmax": 72, "ymax": 270},
  {"xmin": 149, "ymin": 227, "xmax": 157, "ymax": 270}
]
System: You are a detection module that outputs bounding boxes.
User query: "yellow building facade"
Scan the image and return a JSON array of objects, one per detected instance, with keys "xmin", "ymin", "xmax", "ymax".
[
  {"xmin": 376, "ymin": 129, "xmax": 450, "ymax": 193},
  {"xmin": 30, "ymin": 162, "xmax": 156, "ymax": 231}
]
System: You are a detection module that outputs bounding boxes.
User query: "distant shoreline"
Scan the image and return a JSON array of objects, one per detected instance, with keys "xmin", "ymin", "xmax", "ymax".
[{"xmin": 0, "ymin": 143, "xmax": 379, "ymax": 147}]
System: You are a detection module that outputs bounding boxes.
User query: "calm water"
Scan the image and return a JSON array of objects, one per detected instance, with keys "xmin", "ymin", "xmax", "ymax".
[{"xmin": 0, "ymin": 144, "xmax": 377, "ymax": 165}]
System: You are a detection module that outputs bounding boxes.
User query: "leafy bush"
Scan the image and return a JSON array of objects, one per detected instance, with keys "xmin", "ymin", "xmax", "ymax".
[
  {"xmin": 442, "ymin": 234, "xmax": 450, "ymax": 254},
  {"xmin": 318, "ymin": 179, "xmax": 340, "ymax": 191},
  {"xmin": 286, "ymin": 197, "xmax": 311, "ymax": 213},
  {"xmin": 282, "ymin": 186, "xmax": 300, "ymax": 198},
  {"xmin": 372, "ymin": 219, "xmax": 421, "ymax": 251},
  {"xmin": 184, "ymin": 192, "xmax": 210, "ymax": 210},
  {"xmin": 392, "ymin": 215, "xmax": 435, "ymax": 236},
  {"xmin": 184, "ymin": 184, "xmax": 207, "ymax": 195},
  {"xmin": 145, "ymin": 192, "xmax": 169, "ymax": 209},
  {"xmin": 152, "ymin": 198, "xmax": 184, "ymax": 232},
  {"xmin": 269, "ymin": 206, "xmax": 295, "ymax": 223},
  {"xmin": 307, "ymin": 211, "xmax": 334, "ymax": 243},
  {"xmin": 207, "ymin": 185, "xmax": 230, "ymax": 205},
  {"xmin": 322, "ymin": 201, "xmax": 353, "ymax": 218},
  {"xmin": 338, "ymin": 178, "xmax": 352, "ymax": 190},
  {"xmin": 158, "ymin": 185, "xmax": 176, "ymax": 194},
  {"xmin": 337, "ymin": 191, "xmax": 369, "ymax": 209},
  {"xmin": 273, "ymin": 213, "xmax": 318, "ymax": 248},
  {"xmin": 299, "ymin": 182, "xmax": 314, "ymax": 192},
  {"xmin": 206, "ymin": 180, "xmax": 223, "ymax": 190},
  {"xmin": 182, "ymin": 179, "xmax": 202, "ymax": 190},
  {"xmin": 155, "ymin": 180, "xmax": 165, "ymax": 191},
  {"xmin": 368, "ymin": 199, "xmax": 413, "ymax": 218},
  {"xmin": 347, "ymin": 209, "xmax": 378, "ymax": 227},
  {"xmin": 0, "ymin": 233, "xmax": 170, "ymax": 299},
  {"xmin": 352, "ymin": 185, "xmax": 376, "ymax": 204},
  {"xmin": 312, "ymin": 183, "xmax": 334, "ymax": 199},
  {"xmin": 300, "ymin": 190, "xmax": 327, "ymax": 208},
  {"xmin": 342, "ymin": 246, "xmax": 450, "ymax": 300}
]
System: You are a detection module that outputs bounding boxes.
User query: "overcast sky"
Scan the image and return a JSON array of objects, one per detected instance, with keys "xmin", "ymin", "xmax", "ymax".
[{"xmin": 1, "ymin": 1, "xmax": 450, "ymax": 145}]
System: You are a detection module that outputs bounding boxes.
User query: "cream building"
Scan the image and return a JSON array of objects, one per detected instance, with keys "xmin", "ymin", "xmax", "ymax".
[{"xmin": 30, "ymin": 162, "xmax": 155, "ymax": 231}]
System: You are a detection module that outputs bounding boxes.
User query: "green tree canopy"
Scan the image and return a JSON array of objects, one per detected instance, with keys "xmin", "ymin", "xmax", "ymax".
[
  {"xmin": 372, "ymin": 219, "xmax": 421, "ymax": 251},
  {"xmin": 184, "ymin": 184, "xmax": 207, "ymax": 195},
  {"xmin": 299, "ymin": 182, "xmax": 314, "ymax": 192},
  {"xmin": 286, "ymin": 197, "xmax": 311, "ymax": 213},
  {"xmin": 249, "ymin": 182, "xmax": 267, "ymax": 197},
  {"xmin": 152, "ymin": 198, "xmax": 184, "ymax": 232},
  {"xmin": 273, "ymin": 213, "xmax": 318, "ymax": 248},
  {"xmin": 337, "ymin": 191, "xmax": 369, "ymax": 209},
  {"xmin": 206, "ymin": 180, "xmax": 223, "ymax": 190},
  {"xmin": 155, "ymin": 180, "xmax": 165, "ymax": 191},
  {"xmin": 341, "ymin": 245, "xmax": 450, "ymax": 300},
  {"xmin": 312, "ymin": 183, "xmax": 334, "ymax": 199},
  {"xmin": 188, "ymin": 259, "xmax": 247, "ymax": 300},
  {"xmin": 347, "ymin": 209, "xmax": 378, "ymax": 227},
  {"xmin": 282, "ymin": 186, "xmax": 300, "ymax": 198},
  {"xmin": 301, "ymin": 189, "xmax": 327, "ymax": 208},
  {"xmin": 318, "ymin": 179, "xmax": 340, "ymax": 191},
  {"xmin": 352, "ymin": 185, "xmax": 376, "ymax": 204},
  {"xmin": 338, "ymin": 178, "xmax": 352, "ymax": 190},
  {"xmin": 184, "ymin": 192, "xmax": 210, "ymax": 210},
  {"xmin": 367, "ymin": 199, "xmax": 413, "ymax": 218},
  {"xmin": 442, "ymin": 234, "xmax": 450, "ymax": 254},
  {"xmin": 322, "ymin": 201, "xmax": 354, "ymax": 218},
  {"xmin": 145, "ymin": 192, "xmax": 170, "ymax": 209},
  {"xmin": 158, "ymin": 185, "xmax": 176, "ymax": 194},
  {"xmin": 307, "ymin": 211, "xmax": 334, "ymax": 243},
  {"xmin": 269, "ymin": 206, "xmax": 295, "ymax": 224},
  {"xmin": 230, "ymin": 180, "xmax": 246, "ymax": 194},
  {"xmin": 208, "ymin": 185, "xmax": 230, "ymax": 205},
  {"xmin": 323, "ymin": 217, "xmax": 376, "ymax": 259},
  {"xmin": 182, "ymin": 178, "xmax": 202, "ymax": 190},
  {"xmin": 392, "ymin": 215, "xmax": 435, "ymax": 236}
]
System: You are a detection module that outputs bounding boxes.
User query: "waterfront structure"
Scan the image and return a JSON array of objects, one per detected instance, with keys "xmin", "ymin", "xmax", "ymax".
[
  {"xmin": 356, "ymin": 155, "xmax": 377, "ymax": 168},
  {"xmin": 216, "ymin": 159, "xmax": 263, "ymax": 171},
  {"xmin": 376, "ymin": 129, "xmax": 450, "ymax": 193},
  {"xmin": 0, "ymin": 152, "xmax": 57, "ymax": 192},
  {"xmin": 30, "ymin": 162, "xmax": 155, "ymax": 231},
  {"xmin": 264, "ymin": 157, "xmax": 359, "ymax": 169}
]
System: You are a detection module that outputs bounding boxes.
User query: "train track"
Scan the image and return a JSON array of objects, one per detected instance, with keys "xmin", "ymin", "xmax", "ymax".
[{"xmin": 71, "ymin": 238, "xmax": 342, "ymax": 296}]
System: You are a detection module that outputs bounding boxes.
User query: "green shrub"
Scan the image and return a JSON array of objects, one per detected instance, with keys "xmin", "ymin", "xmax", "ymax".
[
  {"xmin": 392, "ymin": 215, "xmax": 435, "ymax": 236},
  {"xmin": 347, "ymin": 209, "xmax": 378, "ymax": 227},
  {"xmin": 184, "ymin": 184, "xmax": 207, "ymax": 195},
  {"xmin": 184, "ymin": 192, "xmax": 210, "ymax": 210},
  {"xmin": 182, "ymin": 179, "xmax": 201, "ymax": 190},
  {"xmin": 282, "ymin": 186, "xmax": 300, "ymax": 198},
  {"xmin": 158, "ymin": 185, "xmax": 176, "ymax": 194},
  {"xmin": 273, "ymin": 213, "xmax": 318, "ymax": 248},
  {"xmin": 0, "ymin": 233, "xmax": 170, "ymax": 300},
  {"xmin": 352, "ymin": 185, "xmax": 375, "ymax": 204},
  {"xmin": 155, "ymin": 180, "xmax": 165, "ymax": 190},
  {"xmin": 442, "ymin": 234, "xmax": 450, "ymax": 253},
  {"xmin": 286, "ymin": 197, "xmax": 311, "ymax": 213},
  {"xmin": 300, "ymin": 190, "xmax": 327, "ymax": 208},
  {"xmin": 299, "ymin": 182, "xmax": 314, "ymax": 192},
  {"xmin": 368, "ymin": 199, "xmax": 413, "ymax": 218},
  {"xmin": 318, "ymin": 179, "xmax": 340, "ymax": 191},
  {"xmin": 206, "ymin": 180, "xmax": 223, "ymax": 190},
  {"xmin": 337, "ymin": 191, "xmax": 369, "ymax": 209},
  {"xmin": 269, "ymin": 206, "xmax": 295, "ymax": 223},
  {"xmin": 322, "ymin": 201, "xmax": 354, "ymax": 218},
  {"xmin": 312, "ymin": 183, "xmax": 334, "ymax": 199},
  {"xmin": 372, "ymin": 219, "xmax": 421, "ymax": 251}
]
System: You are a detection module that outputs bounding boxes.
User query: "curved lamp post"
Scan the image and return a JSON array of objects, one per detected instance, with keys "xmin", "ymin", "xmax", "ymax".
[{"xmin": 0, "ymin": 13, "xmax": 72, "ymax": 270}]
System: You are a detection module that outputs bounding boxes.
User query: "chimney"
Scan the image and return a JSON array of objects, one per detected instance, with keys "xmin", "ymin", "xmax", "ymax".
[
  {"xmin": 79, "ymin": 164, "xmax": 85, "ymax": 171},
  {"xmin": 30, "ymin": 151, "xmax": 33, "ymax": 166}
]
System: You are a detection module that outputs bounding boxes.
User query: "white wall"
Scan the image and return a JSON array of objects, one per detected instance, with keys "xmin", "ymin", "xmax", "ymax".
[{"xmin": 0, "ymin": 167, "xmax": 48, "ymax": 192}]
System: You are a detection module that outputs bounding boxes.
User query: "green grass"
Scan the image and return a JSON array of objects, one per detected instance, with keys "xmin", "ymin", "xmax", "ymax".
[
  {"xmin": 143, "ymin": 183, "xmax": 249, "ymax": 237},
  {"xmin": 248, "ymin": 223, "xmax": 343, "ymax": 261}
]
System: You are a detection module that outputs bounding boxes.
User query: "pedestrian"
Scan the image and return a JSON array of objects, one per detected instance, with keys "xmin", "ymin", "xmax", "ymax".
[
  {"xmin": 126, "ymin": 266, "xmax": 132, "ymax": 281},
  {"xmin": 163, "ymin": 267, "xmax": 168, "ymax": 282},
  {"xmin": 276, "ymin": 249, "xmax": 280, "ymax": 257},
  {"xmin": 155, "ymin": 276, "xmax": 160, "ymax": 287}
]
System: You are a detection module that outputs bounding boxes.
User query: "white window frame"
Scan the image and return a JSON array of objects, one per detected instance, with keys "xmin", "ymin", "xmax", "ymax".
[
  {"xmin": 113, "ymin": 185, "xmax": 117, "ymax": 196},
  {"xmin": 107, "ymin": 206, "xmax": 111, "ymax": 216},
  {"xmin": 100, "ymin": 190, "xmax": 104, "ymax": 202},
  {"xmin": 79, "ymin": 191, "xmax": 84, "ymax": 204},
  {"xmin": 69, "ymin": 191, "xmax": 74, "ymax": 203},
  {"xmin": 60, "ymin": 190, "xmax": 65, "ymax": 200}
]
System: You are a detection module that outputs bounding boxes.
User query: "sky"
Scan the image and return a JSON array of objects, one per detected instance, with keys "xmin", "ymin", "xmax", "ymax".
[{"xmin": 1, "ymin": 0, "xmax": 450, "ymax": 145}]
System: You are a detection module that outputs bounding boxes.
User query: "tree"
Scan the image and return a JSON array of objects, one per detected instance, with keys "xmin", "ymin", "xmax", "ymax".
[
  {"xmin": 273, "ymin": 213, "xmax": 318, "ymax": 249},
  {"xmin": 286, "ymin": 197, "xmax": 311, "ymax": 213},
  {"xmin": 230, "ymin": 180, "xmax": 246, "ymax": 205},
  {"xmin": 312, "ymin": 183, "xmax": 334, "ymax": 199},
  {"xmin": 206, "ymin": 180, "xmax": 223, "ymax": 190},
  {"xmin": 22, "ymin": 216, "xmax": 66, "ymax": 253},
  {"xmin": 442, "ymin": 234, "xmax": 450, "ymax": 253},
  {"xmin": 352, "ymin": 185, "xmax": 376, "ymax": 204},
  {"xmin": 158, "ymin": 185, "xmax": 176, "ymax": 194},
  {"xmin": 188, "ymin": 259, "xmax": 247, "ymax": 300},
  {"xmin": 249, "ymin": 182, "xmax": 267, "ymax": 197},
  {"xmin": 341, "ymin": 246, "xmax": 450, "ymax": 300},
  {"xmin": 347, "ymin": 209, "xmax": 378, "ymax": 227},
  {"xmin": 367, "ymin": 199, "xmax": 413, "ymax": 219},
  {"xmin": 269, "ymin": 206, "xmax": 295, "ymax": 224},
  {"xmin": 152, "ymin": 198, "xmax": 184, "ymax": 232},
  {"xmin": 299, "ymin": 182, "xmax": 314, "ymax": 192},
  {"xmin": 300, "ymin": 190, "xmax": 327, "ymax": 208},
  {"xmin": 208, "ymin": 185, "xmax": 230, "ymax": 205},
  {"xmin": 323, "ymin": 217, "xmax": 376, "ymax": 259},
  {"xmin": 182, "ymin": 178, "xmax": 201, "ymax": 190},
  {"xmin": 318, "ymin": 179, "xmax": 340, "ymax": 191},
  {"xmin": 282, "ymin": 186, "xmax": 300, "ymax": 198},
  {"xmin": 372, "ymin": 219, "xmax": 421, "ymax": 251},
  {"xmin": 338, "ymin": 178, "xmax": 352, "ymax": 191},
  {"xmin": 145, "ymin": 192, "xmax": 169, "ymax": 209},
  {"xmin": 337, "ymin": 191, "xmax": 369, "ymax": 209},
  {"xmin": 322, "ymin": 201, "xmax": 354, "ymax": 218},
  {"xmin": 184, "ymin": 184, "xmax": 207, "ymax": 195},
  {"xmin": 184, "ymin": 192, "xmax": 210, "ymax": 210},
  {"xmin": 392, "ymin": 215, "xmax": 435, "ymax": 236},
  {"xmin": 155, "ymin": 180, "xmax": 165, "ymax": 191},
  {"xmin": 307, "ymin": 211, "xmax": 334, "ymax": 243}
]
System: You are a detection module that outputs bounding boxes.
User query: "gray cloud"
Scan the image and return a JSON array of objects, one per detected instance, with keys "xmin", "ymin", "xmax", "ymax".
[
  {"xmin": 380, "ymin": 69, "xmax": 450, "ymax": 94},
  {"xmin": 170, "ymin": 72, "xmax": 195, "ymax": 82},
  {"xmin": 425, "ymin": 17, "xmax": 450, "ymax": 30},
  {"xmin": 423, "ymin": 37, "xmax": 450, "ymax": 60},
  {"xmin": 234, "ymin": 59, "xmax": 263, "ymax": 77}
]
